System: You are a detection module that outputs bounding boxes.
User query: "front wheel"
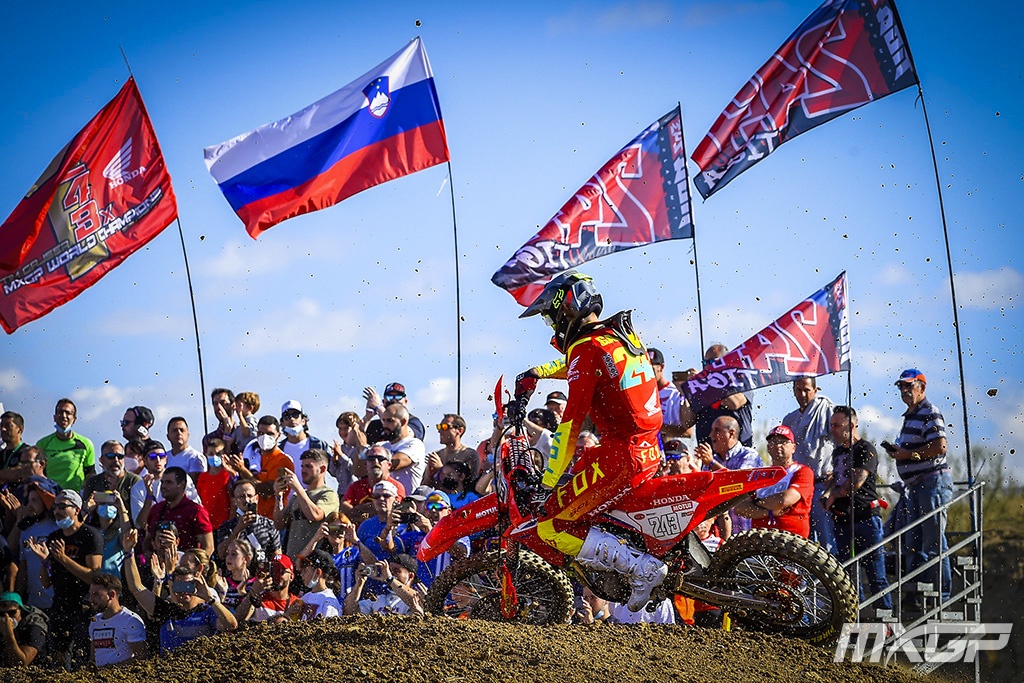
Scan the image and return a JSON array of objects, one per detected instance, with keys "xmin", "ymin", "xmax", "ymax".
[
  {"xmin": 423, "ymin": 549, "xmax": 573, "ymax": 625},
  {"xmin": 706, "ymin": 529, "xmax": 858, "ymax": 645}
]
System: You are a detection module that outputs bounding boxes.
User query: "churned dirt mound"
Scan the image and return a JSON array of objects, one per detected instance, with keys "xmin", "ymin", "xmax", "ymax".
[{"xmin": 11, "ymin": 615, "xmax": 933, "ymax": 683}]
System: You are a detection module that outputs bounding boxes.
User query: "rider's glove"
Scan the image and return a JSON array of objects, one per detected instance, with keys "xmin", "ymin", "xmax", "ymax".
[
  {"xmin": 514, "ymin": 370, "xmax": 538, "ymax": 400},
  {"xmin": 530, "ymin": 484, "xmax": 552, "ymax": 517}
]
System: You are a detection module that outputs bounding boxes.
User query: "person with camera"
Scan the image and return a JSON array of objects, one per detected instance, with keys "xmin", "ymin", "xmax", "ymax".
[
  {"xmin": 343, "ymin": 554, "xmax": 424, "ymax": 616},
  {"xmin": 144, "ymin": 466, "xmax": 214, "ymax": 557},
  {"xmin": 214, "ymin": 478, "xmax": 281, "ymax": 565},
  {"xmin": 82, "ymin": 440, "xmax": 142, "ymax": 519},
  {"xmin": 288, "ymin": 550, "xmax": 342, "ymax": 620},
  {"xmin": 234, "ymin": 553, "xmax": 299, "ymax": 623},
  {"xmin": 397, "ymin": 490, "xmax": 469, "ymax": 589},
  {"xmin": 120, "ymin": 527, "xmax": 237, "ymax": 652},
  {"xmin": 295, "ymin": 514, "xmax": 361, "ymax": 597},
  {"xmin": 356, "ymin": 480, "xmax": 406, "ymax": 562},
  {"xmin": 25, "ymin": 489, "xmax": 102, "ymax": 670},
  {"xmin": 274, "ymin": 448, "xmax": 339, "ymax": 558}
]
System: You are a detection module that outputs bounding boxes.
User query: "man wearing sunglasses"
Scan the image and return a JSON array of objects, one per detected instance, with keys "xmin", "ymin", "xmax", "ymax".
[
  {"xmin": 82, "ymin": 441, "xmax": 143, "ymax": 522},
  {"xmin": 339, "ymin": 445, "xmax": 406, "ymax": 524},
  {"xmin": 0, "ymin": 591, "xmax": 47, "ymax": 667},
  {"xmin": 362, "ymin": 382, "xmax": 426, "ymax": 443},
  {"xmin": 396, "ymin": 490, "xmax": 469, "ymax": 589},
  {"xmin": 426, "ymin": 414, "xmax": 479, "ymax": 483}
]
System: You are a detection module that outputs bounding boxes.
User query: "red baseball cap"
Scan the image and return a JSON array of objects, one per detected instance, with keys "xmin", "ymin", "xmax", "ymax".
[{"xmin": 767, "ymin": 425, "xmax": 795, "ymax": 443}]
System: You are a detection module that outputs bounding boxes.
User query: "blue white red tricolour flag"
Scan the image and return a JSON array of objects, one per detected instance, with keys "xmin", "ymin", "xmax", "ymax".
[
  {"xmin": 492, "ymin": 107, "xmax": 693, "ymax": 306},
  {"xmin": 681, "ymin": 272, "xmax": 851, "ymax": 412},
  {"xmin": 691, "ymin": 0, "xmax": 919, "ymax": 199},
  {"xmin": 204, "ymin": 37, "xmax": 449, "ymax": 238}
]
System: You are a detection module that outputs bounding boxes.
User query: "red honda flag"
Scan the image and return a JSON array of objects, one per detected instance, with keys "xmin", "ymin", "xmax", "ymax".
[
  {"xmin": 0, "ymin": 78, "xmax": 178, "ymax": 333},
  {"xmin": 492, "ymin": 107, "xmax": 693, "ymax": 305},
  {"xmin": 691, "ymin": 0, "xmax": 919, "ymax": 199},
  {"xmin": 681, "ymin": 272, "xmax": 851, "ymax": 412}
]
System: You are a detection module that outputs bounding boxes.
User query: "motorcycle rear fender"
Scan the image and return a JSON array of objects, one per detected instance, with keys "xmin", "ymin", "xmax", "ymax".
[
  {"xmin": 417, "ymin": 494, "xmax": 498, "ymax": 562},
  {"xmin": 604, "ymin": 467, "xmax": 787, "ymax": 555}
]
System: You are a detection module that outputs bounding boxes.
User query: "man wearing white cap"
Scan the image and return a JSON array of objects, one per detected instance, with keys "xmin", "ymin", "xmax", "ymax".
[
  {"xmin": 355, "ymin": 480, "xmax": 403, "ymax": 562},
  {"xmin": 279, "ymin": 400, "xmax": 338, "ymax": 492},
  {"xmin": 544, "ymin": 391, "xmax": 567, "ymax": 424}
]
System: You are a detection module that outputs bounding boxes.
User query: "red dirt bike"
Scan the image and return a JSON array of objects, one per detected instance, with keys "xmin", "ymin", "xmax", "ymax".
[{"xmin": 418, "ymin": 378, "xmax": 857, "ymax": 645}]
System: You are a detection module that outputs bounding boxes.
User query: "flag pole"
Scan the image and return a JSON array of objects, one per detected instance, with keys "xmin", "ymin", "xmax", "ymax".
[
  {"xmin": 120, "ymin": 46, "xmax": 210, "ymax": 435},
  {"xmin": 446, "ymin": 161, "xmax": 462, "ymax": 413},
  {"xmin": 679, "ymin": 103, "xmax": 706, "ymax": 356}
]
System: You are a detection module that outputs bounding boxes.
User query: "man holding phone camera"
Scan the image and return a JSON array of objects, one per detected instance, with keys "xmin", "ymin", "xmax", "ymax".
[
  {"xmin": 274, "ymin": 448, "xmax": 339, "ymax": 558},
  {"xmin": 214, "ymin": 479, "xmax": 281, "ymax": 564}
]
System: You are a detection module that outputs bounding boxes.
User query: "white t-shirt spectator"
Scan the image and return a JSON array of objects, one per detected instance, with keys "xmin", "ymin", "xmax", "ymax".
[
  {"xmin": 89, "ymin": 607, "xmax": 146, "ymax": 667},
  {"xmin": 384, "ymin": 436, "xmax": 426, "ymax": 493},
  {"xmin": 298, "ymin": 589, "xmax": 341, "ymax": 620},
  {"xmin": 166, "ymin": 446, "xmax": 207, "ymax": 474},
  {"xmin": 358, "ymin": 591, "xmax": 412, "ymax": 615}
]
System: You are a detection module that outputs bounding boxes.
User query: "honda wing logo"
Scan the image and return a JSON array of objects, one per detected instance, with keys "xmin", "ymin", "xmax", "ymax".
[{"xmin": 102, "ymin": 138, "xmax": 147, "ymax": 188}]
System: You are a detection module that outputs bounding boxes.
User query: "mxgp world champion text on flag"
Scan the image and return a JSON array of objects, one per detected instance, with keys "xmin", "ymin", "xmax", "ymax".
[
  {"xmin": 682, "ymin": 272, "xmax": 851, "ymax": 412},
  {"xmin": 0, "ymin": 78, "xmax": 178, "ymax": 334},
  {"xmin": 691, "ymin": 0, "xmax": 919, "ymax": 199},
  {"xmin": 492, "ymin": 106, "xmax": 693, "ymax": 306}
]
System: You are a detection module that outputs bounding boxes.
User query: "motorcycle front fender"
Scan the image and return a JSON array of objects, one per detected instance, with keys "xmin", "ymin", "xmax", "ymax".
[{"xmin": 417, "ymin": 493, "xmax": 499, "ymax": 562}]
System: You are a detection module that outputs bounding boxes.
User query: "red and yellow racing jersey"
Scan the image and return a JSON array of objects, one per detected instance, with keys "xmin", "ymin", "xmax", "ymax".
[{"xmin": 540, "ymin": 326, "xmax": 662, "ymax": 488}]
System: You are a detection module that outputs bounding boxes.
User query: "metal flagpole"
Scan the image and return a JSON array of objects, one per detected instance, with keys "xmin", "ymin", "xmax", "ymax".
[
  {"xmin": 121, "ymin": 45, "xmax": 209, "ymax": 434},
  {"xmin": 446, "ymin": 161, "xmax": 462, "ymax": 413},
  {"xmin": 679, "ymin": 102, "xmax": 706, "ymax": 356}
]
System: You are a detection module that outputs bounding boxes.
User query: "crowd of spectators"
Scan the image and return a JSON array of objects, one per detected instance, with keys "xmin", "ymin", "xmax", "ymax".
[{"xmin": 0, "ymin": 357, "xmax": 951, "ymax": 668}]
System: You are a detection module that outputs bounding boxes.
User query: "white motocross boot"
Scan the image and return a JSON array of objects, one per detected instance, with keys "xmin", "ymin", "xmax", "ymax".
[{"xmin": 575, "ymin": 527, "xmax": 668, "ymax": 612}]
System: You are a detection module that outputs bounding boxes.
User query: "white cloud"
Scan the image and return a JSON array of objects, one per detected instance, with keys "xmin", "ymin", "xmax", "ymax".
[
  {"xmin": 953, "ymin": 267, "xmax": 1023, "ymax": 310},
  {"xmin": 199, "ymin": 239, "xmax": 288, "ymax": 279},
  {"xmin": 546, "ymin": 2, "xmax": 672, "ymax": 35},
  {"xmin": 855, "ymin": 403, "xmax": 904, "ymax": 440},
  {"xmin": 680, "ymin": 1, "xmax": 783, "ymax": 28},
  {"xmin": 853, "ymin": 348, "xmax": 925, "ymax": 381},
  {"xmin": 94, "ymin": 311, "xmax": 188, "ymax": 336},
  {"xmin": 235, "ymin": 299, "xmax": 365, "ymax": 354},
  {"xmin": 0, "ymin": 369, "xmax": 27, "ymax": 393}
]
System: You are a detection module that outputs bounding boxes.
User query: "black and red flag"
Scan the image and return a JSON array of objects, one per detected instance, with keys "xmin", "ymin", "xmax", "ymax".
[
  {"xmin": 691, "ymin": 0, "xmax": 919, "ymax": 199},
  {"xmin": 681, "ymin": 272, "xmax": 850, "ymax": 412},
  {"xmin": 0, "ymin": 78, "xmax": 178, "ymax": 333},
  {"xmin": 492, "ymin": 107, "xmax": 693, "ymax": 306}
]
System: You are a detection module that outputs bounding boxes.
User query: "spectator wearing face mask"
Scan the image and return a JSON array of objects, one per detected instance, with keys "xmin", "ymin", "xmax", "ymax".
[
  {"xmin": 278, "ymin": 401, "xmax": 338, "ymax": 492},
  {"xmin": 196, "ymin": 438, "xmax": 235, "ymax": 529},
  {"xmin": 434, "ymin": 462, "xmax": 478, "ymax": 509},
  {"xmin": 25, "ymin": 490, "xmax": 102, "ymax": 670},
  {"xmin": 240, "ymin": 416, "xmax": 294, "ymax": 519},
  {"xmin": 290, "ymin": 550, "xmax": 342, "ymax": 620}
]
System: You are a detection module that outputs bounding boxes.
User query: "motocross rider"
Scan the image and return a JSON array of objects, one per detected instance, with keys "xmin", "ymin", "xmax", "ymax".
[{"xmin": 512, "ymin": 271, "xmax": 666, "ymax": 611}]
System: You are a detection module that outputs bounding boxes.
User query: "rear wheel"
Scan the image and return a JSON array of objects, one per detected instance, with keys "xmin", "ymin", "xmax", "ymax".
[
  {"xmin": 706, "ymin": 529, "xmax": 857, "ymax": 645},
  {"xmin": 423, "ymin": 549, "xmax": 573, "ymax": 625}
]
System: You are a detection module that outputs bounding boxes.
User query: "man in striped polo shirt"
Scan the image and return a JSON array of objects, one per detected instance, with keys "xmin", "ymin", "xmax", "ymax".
[{"xmin": 887, "ymin": 368, "xmax": 952, "ymax": 602}]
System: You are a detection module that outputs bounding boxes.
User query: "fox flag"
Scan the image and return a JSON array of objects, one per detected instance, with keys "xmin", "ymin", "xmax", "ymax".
[
  {"xmin": 681, "ymin": 272, "xmax": 851, "ymax": 412},
  {"xmin": 492, "ymin": 107, "xmax": 693, "ymax": 306},
  {"xmin": 204, "ymin": 37, "xmax": 450, "ymax": 239},
  {"xmin": 0, "ymin": 79, "xmax": 178, "ymax": 334},
  {"xmin": 691, "ymin": 0, "xmax": 919, "ymax": 199}
]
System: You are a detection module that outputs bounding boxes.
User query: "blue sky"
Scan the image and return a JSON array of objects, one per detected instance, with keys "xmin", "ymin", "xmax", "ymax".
[{"xmin": 1, "ymin": 1, "xmax": 1021, "ymax": 480}]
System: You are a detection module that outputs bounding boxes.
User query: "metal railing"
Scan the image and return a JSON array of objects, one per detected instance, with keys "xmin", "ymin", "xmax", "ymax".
[{"xmin": 840, "ymin": 480, "xmax": 984, "ymax": 677}]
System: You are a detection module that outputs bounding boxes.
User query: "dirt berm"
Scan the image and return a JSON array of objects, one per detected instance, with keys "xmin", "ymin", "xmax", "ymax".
[{"xmin": 8, "ymin": 615, "xmax": 933, "ymax": 683}]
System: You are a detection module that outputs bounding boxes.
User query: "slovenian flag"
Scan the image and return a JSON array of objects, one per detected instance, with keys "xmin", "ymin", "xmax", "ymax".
[{"xmin": 204, "ymin": 37, "xmax": 450, "ymax": 238}]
